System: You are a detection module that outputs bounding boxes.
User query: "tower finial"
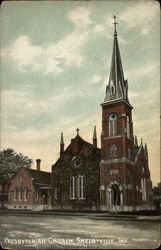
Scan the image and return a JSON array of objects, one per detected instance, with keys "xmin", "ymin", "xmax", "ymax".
[
  {"xmin": 76, "ymin": 128, "xmax": 80, "ymax": 136},
  {"xmin": 60, "ymin": 132, "xmax": 64, "ymax": 145},
  {"xmin": 135, "ymin": 135, "xmax": 138, "ymax": 147},
  {"xmin": 141, "ymin": 138, "xmax": 143, "ymax": 145},
  {"xmin": 93, "ymin": 126, "xmax": 97, "ymax": 148},
  {"xmin": 93, "ymin": 126, "xmax": 97, "ymax": 140},
  {"xmin": 60, "ymin": 132, "xmax": 64, "ymax": 156},
  {"xmin": 113, "ymin": 15, "xmax": 118, "ymax": 35}
]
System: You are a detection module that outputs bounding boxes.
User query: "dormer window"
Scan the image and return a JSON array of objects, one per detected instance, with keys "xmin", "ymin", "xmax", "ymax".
[{"xmin": 110, "ymin": 85, "xmax": 115, "ymax": 95}]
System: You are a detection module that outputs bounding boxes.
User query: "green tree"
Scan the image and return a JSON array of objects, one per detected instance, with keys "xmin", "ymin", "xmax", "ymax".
[
  {"xmin": 152, "ymin": 182, "xmax": 161, "ymax": 211},
  {"xmin": 0, "ymin": 148, "xmax": 32, "ymax": 209}
]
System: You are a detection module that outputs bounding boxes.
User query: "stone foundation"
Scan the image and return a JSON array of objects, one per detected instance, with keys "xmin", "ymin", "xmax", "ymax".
[
  {"xmin": 7, "ymin": 205, "xmax": 52, "ymax": 211},
  {"xmin": 100, "ymin": 205, "xmax": 154, "ymax": 212}
]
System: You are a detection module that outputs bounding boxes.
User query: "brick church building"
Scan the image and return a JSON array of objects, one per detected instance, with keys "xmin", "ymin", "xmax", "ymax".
[
  {"xmin": 51, "ymin": 17, "xmax": 153, "ymax": 212},
  {"xmin": 8, "ymin": 160, "xmax": 52, "ymax": 210}
]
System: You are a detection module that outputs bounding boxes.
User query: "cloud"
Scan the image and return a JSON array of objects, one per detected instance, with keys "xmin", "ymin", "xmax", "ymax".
[
  {"xmin": 127, "ymin": 62, "xmax": 159, "ymax": 80},
  {"xmin": 4, "ymin": 36, "xmax": 42, "ymax": 72},
  {"xmin": 68, "ymin": 7, "xmax": 92, "ymax": 28},
  {"xmin": 93, "ymin": 16, "xmax": 112, "ymax": 37},
  {"xmin": 120, "ymin": 2, "xmax": 158, "ymax": 28},
  {"xmin": 93, "ymin": 24, "xmax": 106, "ymax": 33},
  {"xmin": 46, "ymin": 30, "xmax": 88, "ymax": 70},
  {"xmin": 1, "ymin": 89, "xmax": 49, "ymax": 116},
  {"xmin": 2, "ymin": 31, "xmax": 89, "ymax": 74},
  {"xmin": 93, "ymin": 17, "xmax": 126, "ymax": 45},
  {"xmin": 141, "ymin": 27, "xmax": 150, "ymax": 36},
  {"xmin": 1, "ymin": 83, "xmax": 94, "ymax": 129},
  {"xmin": 89, "ymin": 74, "xmax": 102, "ymax": 85}
]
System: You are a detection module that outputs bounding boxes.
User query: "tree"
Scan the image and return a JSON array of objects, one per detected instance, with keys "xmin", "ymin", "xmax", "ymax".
[
  {"xmin": 152, "ymin": 182, "xmax": 161, "ymax": 211},
  {"xmin": 0, "ymin": 148, "xmax": 32, "ymax": 209}
]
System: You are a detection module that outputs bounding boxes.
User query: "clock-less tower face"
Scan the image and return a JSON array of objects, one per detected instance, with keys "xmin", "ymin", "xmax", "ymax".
[{"xmin": 72, "ymin": 156, "xmax": 82, "ymax": 169}]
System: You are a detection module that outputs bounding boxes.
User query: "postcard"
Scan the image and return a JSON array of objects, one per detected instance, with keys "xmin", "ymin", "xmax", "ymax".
[{"xmin": 0, "ymin": 0, "xmax": 160, "ymax": 249}]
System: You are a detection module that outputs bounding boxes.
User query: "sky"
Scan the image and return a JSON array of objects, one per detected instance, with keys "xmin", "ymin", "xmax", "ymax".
[{"xmin": 0, "ymin": 0, "xmax": 160, "ymax": 186}]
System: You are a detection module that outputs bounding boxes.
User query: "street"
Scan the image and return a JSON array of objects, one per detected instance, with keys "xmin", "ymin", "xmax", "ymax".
[{"xmin": 0, "ymin": 212, "xmax": 160, "ymax": 249}]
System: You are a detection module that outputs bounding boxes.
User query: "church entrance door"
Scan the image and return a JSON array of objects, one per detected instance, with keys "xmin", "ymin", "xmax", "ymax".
[{"xmin": 111, "ymin": 184, "xmax": 120, "ymax": 206}]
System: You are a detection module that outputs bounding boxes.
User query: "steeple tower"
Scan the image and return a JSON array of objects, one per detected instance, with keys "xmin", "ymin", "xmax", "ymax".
[
  {"xmin": 104, "ymin": 16, "xmax": 129, "ymax": 104},
  {"xmin": 100, "ymin": 16, "xmax": 135, "ymax": 211}
]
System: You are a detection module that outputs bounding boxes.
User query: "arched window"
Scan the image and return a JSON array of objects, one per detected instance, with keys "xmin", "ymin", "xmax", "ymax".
[
  {"xmin": 110, "ymin": 144, "xmax": 118, "ymax": 158},
  {"xmin": 78, "ymin": 175, "xmax": 85, "ymax": 199},
  {"xmin": 70, "ymin": 176, "xmax": 76, "ymax": 199},
  {"xmin": 128, "ymin": 147, "xmax": 131, "ymax": 159},
  {"xmin": 24, "ymin": 187, "xmax": 27, "ymax": 200},
  {"xmin": 141, "ymin": 178, "xmax": 147, "ymax": 201},
  {"xmin": 110, "ymin": 85, "xmax": 115, "ymax": 95},
  {"xmin": 54, "ymin": 187, "xmax": 58, "ymax": 200},
  {"xmin": 126, "ymin": 116, "xmax": 130, "ymax": 138},
  {"xmin": 109, "ymin": 113, "xmax": 117, "ymax": 137},
  {"xmin": 19, "ymin": 187, "xmax": 23, "ymax": 201},
  {"xmin": 14, "ymin": 187, "xmax": 18, "ymax": 200},
  {"xmin": 35, "ymin": 187, "xmax": 39, "ymax": 201},
  {"xmin": 141, "ymin": 161, "xmax": 145, "ymax": 174}
]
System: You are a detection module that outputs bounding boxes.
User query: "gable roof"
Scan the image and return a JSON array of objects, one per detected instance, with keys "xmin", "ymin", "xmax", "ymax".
[
  {"xmin": 66, "ymin": 135, "xmax": 100, "ymax": 151},
  {"xmin": 27, "ymin": 169, "xmax": 51, "ymax": 186},
  {"xmin": 53, "ymin": 135, "xmax": 101, "ymax": 167}
]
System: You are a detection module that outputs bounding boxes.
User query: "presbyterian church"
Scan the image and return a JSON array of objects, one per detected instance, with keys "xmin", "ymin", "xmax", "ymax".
[{"xmin": 51, "ymin": 17, "xmax": 153, "ymax": 212}]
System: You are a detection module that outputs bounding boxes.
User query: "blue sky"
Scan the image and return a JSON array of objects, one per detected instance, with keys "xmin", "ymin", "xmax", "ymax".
[{"xmin": 1, "ymin": 0, "xmax": 160, "ymax": 185}]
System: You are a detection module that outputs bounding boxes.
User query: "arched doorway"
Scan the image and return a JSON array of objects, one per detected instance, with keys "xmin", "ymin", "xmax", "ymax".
[
  {"xmin": 111, "ymin": 184, "xmax": 120, "ymax": 205},
  {"xmin": 43, "ymin": 192, "xmax": 48, "ymax": 205}
]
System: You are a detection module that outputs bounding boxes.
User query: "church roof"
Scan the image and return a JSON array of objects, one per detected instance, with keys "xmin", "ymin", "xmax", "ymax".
[
  {"xmin": 66, "ymin": 134, "xmax": 100, "ymax": 152},
  {"xmin": 53, "ymin": 134, "xmax": 101, "ymax": 167},
  {"xmin": 27, "ymin": 168, "xmax": 51, "ymax": 186}
]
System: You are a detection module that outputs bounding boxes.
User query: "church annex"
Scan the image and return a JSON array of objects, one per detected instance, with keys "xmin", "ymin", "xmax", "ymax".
[{"xmin": 51, "ymin": 17, "xmax": 153, "ymax": 212}]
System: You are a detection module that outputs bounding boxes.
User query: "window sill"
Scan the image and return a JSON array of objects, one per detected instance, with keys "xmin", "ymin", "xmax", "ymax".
[{"xmin": 105, "ymin": 135, "xmax": 121, "ymax": 139}]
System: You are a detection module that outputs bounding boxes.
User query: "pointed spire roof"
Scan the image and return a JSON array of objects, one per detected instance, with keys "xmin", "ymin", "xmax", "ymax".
[
  {"xmin": 140, "ymin": 138, "xmax": 143, "ymax": 145},
  {"xmin": 60, "ymin": 132, "xmax": 64, "ymax": 145},
  {"xmin": 103, "ymin": 16, "xmax": 130, "ymax": 105},
  {"xmin": 93, "ymin": 126, "xmax": 97, "ymax": 140},
  {"xmin": 109, "ymin": 16, "xmax": 125, "ymax": 89},
  {"xmin": 134, "ymin": 135, "xmax": 138, "ymax": 147}
]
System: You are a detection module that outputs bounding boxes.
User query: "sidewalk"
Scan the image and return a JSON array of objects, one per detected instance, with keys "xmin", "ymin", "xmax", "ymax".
[{"xmin": 0, "ymin": 209, "xmax": 160, "ymax": 222}]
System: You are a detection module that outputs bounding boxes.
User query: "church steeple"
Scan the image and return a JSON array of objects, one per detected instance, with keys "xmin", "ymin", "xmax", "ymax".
[{"xmin": 104, "ymin": 16, "xmax": 129, "ymax": 104}]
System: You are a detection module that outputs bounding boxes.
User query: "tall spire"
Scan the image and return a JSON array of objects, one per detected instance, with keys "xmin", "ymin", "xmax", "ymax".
[
  {"xmin": 113, "ymin": 15, "xmax": 118, "ymax": 35},
  {"xmin": 93, "ymin": 126, "xmax": 97, "ymax": 148},
  {"xmin": 104, "ymin": 16, "xmax": 129, "ymax": 104},
  {"xmin": 60, "ymin": 132, "xmax": 64, "ymax": 145},
  {"xmin": 134, "ymin": 135, "xmax": 138, "ymax": 147},
  {"xmin": 60, "ymin": 132, "xmax": 64, "ymax": 156},
  {"xmin": 144, "ymin": 143, "xmax": 148, "ymax": 159}
]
